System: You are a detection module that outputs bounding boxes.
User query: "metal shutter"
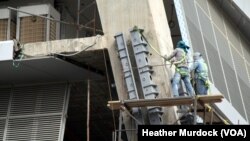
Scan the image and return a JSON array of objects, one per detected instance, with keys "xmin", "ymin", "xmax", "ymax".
[
  {"xmin": 0, "ymin": 120, "xmax": 4, "ymax": 141},
  {"xmin": 0, "ymin": 88, "xmax": 11, "ymax": 141},
  {"xmin": 0, "ymin": 83, "xmax": 69, "ymax": 141},
  {"xmin": 7, "ymin": 115, "xmax": 62, "ymax": 140}
]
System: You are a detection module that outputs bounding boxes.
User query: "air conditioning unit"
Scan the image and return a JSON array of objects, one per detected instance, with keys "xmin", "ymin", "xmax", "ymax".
[
  {"xmin": 16, "ymin": 4, "xmax": 60, "ymax": 43},
  {"xmin": 0, "ymin": 8, "xmax": 16, "ymax": 41}
]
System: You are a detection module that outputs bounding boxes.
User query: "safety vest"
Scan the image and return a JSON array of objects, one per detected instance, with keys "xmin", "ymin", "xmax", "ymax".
[
  {"xmin": 175, "ymin": 49, "xmax": 190, "ymax": 76},
  {"xmin": 176, "ymin": 67, "xmax": 189, "ymax": 76},
  {"xmin": 195, "ymin": 62, "xmax": 209, "ymax": 87}
]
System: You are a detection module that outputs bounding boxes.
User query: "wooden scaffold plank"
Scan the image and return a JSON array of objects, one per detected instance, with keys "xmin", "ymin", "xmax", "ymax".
[{"xmin": 107, "ymin": 94, "xmax": 224, "ymax": 110}]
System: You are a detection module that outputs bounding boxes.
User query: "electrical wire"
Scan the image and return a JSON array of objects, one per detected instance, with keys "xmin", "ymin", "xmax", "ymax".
[{"xmin": 53, "ymin": 35, "xmax": 102, "ymax": 57}]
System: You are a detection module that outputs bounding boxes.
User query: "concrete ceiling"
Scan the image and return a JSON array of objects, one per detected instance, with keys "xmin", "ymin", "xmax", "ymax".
[{"xmin": 0, "ymin": 56, "xmax": 103, "ymax": 85}]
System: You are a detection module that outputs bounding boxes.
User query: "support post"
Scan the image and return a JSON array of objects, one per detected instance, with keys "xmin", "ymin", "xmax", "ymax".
[
  {"xmin": 77, "ymin": 0, "xmax": 80, "ymax": 37},
  {"xmin": 210, "ymin": 109, "xmax": 214, "ymax": 125},
  {"xmin": 118, "ymin": 111, "xmax": 122, "ymax": 141},
  {"xmin": 193, "ymin": 96, "xmax": 197, "ymax": 125},
  {"xmin": 203, "ymin": 104, "xmax": 206, "ymax": 125},
  {"xmin": 87, "ymin": 80, "xmax": 90, "ymax": 141}
]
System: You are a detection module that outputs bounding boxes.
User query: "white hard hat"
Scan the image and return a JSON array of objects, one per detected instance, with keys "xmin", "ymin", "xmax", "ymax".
[{"xmin": 193, "ymin": 52, "xmax": 202, "ymax": 60}]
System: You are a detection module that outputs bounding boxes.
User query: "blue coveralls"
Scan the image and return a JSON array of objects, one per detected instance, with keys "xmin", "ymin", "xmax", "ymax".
[{"xmin": 191, "ymin": 58, "xmax": 208, "ymax": 95}]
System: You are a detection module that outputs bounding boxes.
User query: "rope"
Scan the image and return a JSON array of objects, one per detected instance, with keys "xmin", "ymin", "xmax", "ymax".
[
  {"xmin": 140, "ymin": 32, "xmax": 213, "ymax": 94},
  {"xmin": 139, "ymin": 30, "xmax": 195, "ymax": 69},
  {"xmin": 139, "ymin": 32, "xmax": 166, "ymax": 59}
]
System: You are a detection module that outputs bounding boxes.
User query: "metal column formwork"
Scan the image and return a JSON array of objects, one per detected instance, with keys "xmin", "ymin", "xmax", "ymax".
[
  {"xmin": 130, "ymin": 28, "xmax": 162, "ymax": 125},
  {"xmin": 114, "ymin": 33, "xmax": 144, "ymax": 125}
]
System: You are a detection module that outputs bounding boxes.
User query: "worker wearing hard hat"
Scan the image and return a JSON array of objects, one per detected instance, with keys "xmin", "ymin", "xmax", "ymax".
[
  {"xmin": 191, "ymin": 52, "xmax": 209, "ymax": 95},
  {"xmin": 164, "ymin": 40, "xmax": 194, "ymax": 97}
]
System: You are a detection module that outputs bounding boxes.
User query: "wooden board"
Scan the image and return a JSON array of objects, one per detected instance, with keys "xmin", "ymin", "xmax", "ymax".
[
  {"xmin": 197, "ymin": 95, "xmax": 223, "ymax": 103},
  {"xmin": 108, "ymin": 95, "xmax": 224, "ymax": 110}
]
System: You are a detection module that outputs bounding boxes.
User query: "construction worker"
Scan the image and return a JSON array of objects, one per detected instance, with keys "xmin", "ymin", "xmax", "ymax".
[
  {"xmin": 164, "ymin": 40, "xmax": 194, "ymax": 97},
  {"xmin": 191, "ymin": 52, "xmax": 209, "ymax": 95}
]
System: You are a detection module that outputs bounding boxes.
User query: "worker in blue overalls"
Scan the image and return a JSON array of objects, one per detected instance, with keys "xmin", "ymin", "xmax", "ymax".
[
  {"xmin": 191, "ymin": 52, "xmax": 209, "ymax": 95},
  {"xmin": 164, "ymin": 40, "xmax": 194, "ymax": 97}
]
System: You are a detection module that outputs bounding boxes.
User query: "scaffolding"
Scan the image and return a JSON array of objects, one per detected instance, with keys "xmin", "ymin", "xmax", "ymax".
[
  {"xmin": 108, "ymin": 94, "xmax": 225, "ymax": 125},
  {"xmin": 77, "ymin": 0, "xmax": 97, "ymax": 37}
]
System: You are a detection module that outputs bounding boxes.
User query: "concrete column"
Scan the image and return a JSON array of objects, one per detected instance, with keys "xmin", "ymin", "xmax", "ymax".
[{"xmin": 96, "ymin": 0, "xmax": 177, "ymax": 140}]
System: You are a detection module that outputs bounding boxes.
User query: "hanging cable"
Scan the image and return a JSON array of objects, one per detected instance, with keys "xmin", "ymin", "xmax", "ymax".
[{"xmin": 53, "ymin": 35, "xmax": 102, "ymax": 57}]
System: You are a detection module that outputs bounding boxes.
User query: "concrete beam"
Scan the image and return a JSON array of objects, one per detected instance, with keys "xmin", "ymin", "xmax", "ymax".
[{"xmin": 22, "ymin": 36, "xmax": 106, "ymax": 57}]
